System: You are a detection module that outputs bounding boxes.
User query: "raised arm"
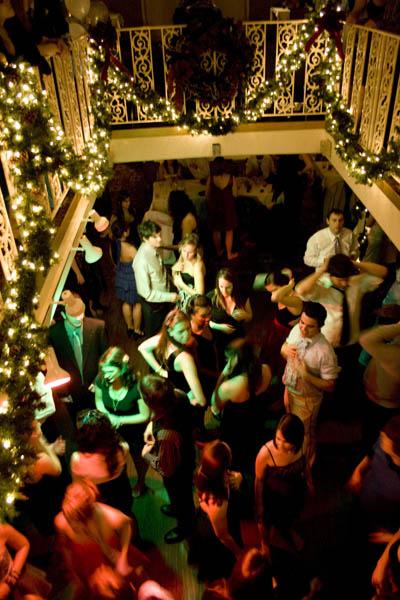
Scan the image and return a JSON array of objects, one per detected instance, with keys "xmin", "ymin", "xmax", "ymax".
[
  {"xmin": 359, "ymin": 323, "xmax": 400, "ymax": 379},
  {"xmin": 271, "ymin": 280, "xmax": 303, "ymax": 314},
  {"xmin": 296, "ymin": 263, "xmax": 326, "ymax": 297},
  {"xmin": 372, "ymin": 528, "xmax": 400, "ymax": 593},
  {"xmin": 356, "ymin": 260, "xmax": 388, "ymax": 280},
  {"xmin": 138, "ymin": 335, "xmax": 168, "ymax": 378}
]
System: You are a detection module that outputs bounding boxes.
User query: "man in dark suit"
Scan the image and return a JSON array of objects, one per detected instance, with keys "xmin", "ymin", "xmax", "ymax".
[{"xmin": 47, "ymin": 290, "xmax": 108, "ymax": 444}]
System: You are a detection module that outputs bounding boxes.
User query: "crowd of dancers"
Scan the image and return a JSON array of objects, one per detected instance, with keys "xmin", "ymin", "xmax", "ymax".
[{"xmin": 3, "ymin": 161, "xmax": 400, "ymax": 600}]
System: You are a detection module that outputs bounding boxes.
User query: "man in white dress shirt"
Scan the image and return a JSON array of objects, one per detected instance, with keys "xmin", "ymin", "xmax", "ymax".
[
  {"xmin": 133, "ymin": 220, "xmax": 178, "ymax": 337},
  {"xmin": 281, "ymin": 302, "xmax": 339, "ymax": 464},
  {"xmin": 296, "ymin": 254, "xmax": 387, "ymax": 349},
  {"xmin": 304, "ymin": 208, "xmax": 359, "ymax": 269},
  {"xmin": 296, "ymin": 254, "xmax": 388, "ymax": 419}
]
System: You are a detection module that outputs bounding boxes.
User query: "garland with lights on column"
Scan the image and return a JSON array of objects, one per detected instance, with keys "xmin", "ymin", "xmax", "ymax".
[
  {"xmin": 305, "ymin": 5, "xmax": 400, "ymax": 185},
  {"xmin": 0, "ymin": 55, "xmax": 113, "ymax": 518}
]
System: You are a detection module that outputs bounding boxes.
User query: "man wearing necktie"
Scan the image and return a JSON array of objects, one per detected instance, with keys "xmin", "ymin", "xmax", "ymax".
[
  {"xmin": 133, "ymin": 221, "xmax": 178, "ymax": 338},
  {"xmin": 281, "ymin": 302, "xmax": 339, "ymax": 464},
  {"xmin": 304, "ymin": 208, "xmax": 359, "ymax": 269},
  {"xmin": 48, "ymin": 291, "xmax": 108, "ymax": 421},
  {"xmin": 296, "ymin": 254, "xmax": 388, "ymax": 418}
]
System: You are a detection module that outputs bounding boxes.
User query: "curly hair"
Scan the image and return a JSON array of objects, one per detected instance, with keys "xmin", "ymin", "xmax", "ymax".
[{"xmin": 76, "ymin": 409, "xmax": 125, "ymax": 476}]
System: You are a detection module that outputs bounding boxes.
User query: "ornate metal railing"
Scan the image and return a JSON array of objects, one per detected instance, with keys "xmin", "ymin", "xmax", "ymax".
[
  {"xmin": 109, "ymin": 22, "xmax": 400, "ymax": 157},
  {"xmin": 110, "ymin": 20, "xmax": 330, "ymax": 123},
  {"xmin": 342, "ymin": 24, "xmax": 400, "ymax": 156}
]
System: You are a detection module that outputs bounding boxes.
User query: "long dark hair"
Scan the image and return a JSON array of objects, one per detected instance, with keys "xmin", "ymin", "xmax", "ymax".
[
  {"xmin": 212, "ymin": 268, "xmax": 245, "ymax": 311},
  {"xmin": 155, "ymin": 308, "xmax": 192, "ymax": 367},
  {"xmin": 138, "ymin": 375, "xmax": 179, "ymax": 420},
  {"xmin": 76, "ymin": 409, "xmax": 125, "ymax": 476},
  {"xmin": 114, "ymin": 190, "xmax": 136, "ymax": 223},
  {"xmin": 195, "ymin": 440, "xmax": 232, "ymax": 503},
  {"xmin": 225, "ymin": 339, "xmax": 262, "ymax": 398}
]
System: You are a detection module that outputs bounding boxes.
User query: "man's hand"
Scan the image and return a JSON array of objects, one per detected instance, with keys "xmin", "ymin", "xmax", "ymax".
[
  {"xmin": 297, "ymin": 360, "xmax": 308, "ymax": 378},
  {"xmin": 285, "ymin": 345, "xmax": 297, "ymax": 360}
]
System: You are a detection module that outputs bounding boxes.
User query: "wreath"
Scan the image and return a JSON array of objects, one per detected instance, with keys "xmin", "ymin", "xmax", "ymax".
[{"xmin": 166, "ymin": 3, "xmax": 255, "ymax": 111}]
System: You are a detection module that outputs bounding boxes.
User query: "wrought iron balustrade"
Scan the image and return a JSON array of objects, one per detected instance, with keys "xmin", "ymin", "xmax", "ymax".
[{"xmin": 109, "ymin": 22, "xmax": 400, "ymax": 160}]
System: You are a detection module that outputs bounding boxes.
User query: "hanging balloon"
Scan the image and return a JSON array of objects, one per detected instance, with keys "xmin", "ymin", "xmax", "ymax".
[
  {"xmin": 87, "ymin": 0, "xmax": 109, "ymax": 26},
  {"xmin": 69, "ymin": 21, "xmax": 87, "ymax": 40},
  {"xmin": 65, "ymin": 0, "xmax": 91, "ymax": 20}
]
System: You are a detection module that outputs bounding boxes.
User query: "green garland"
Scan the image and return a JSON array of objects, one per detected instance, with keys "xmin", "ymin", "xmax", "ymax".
[{"xmin": 0, "ymin": 50, "xmax": 112, "ymax": 518}]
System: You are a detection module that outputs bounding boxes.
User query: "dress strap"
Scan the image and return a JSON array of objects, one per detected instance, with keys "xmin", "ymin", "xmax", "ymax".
[{"xmin": 265, "ymin": 444, "xmax": 277, "ymax": 466}]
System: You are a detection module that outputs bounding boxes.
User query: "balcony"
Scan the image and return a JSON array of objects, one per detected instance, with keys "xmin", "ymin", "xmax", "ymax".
[{"xmin": 0, "ymin": 21, "xmax": 399, "ymax": 324}]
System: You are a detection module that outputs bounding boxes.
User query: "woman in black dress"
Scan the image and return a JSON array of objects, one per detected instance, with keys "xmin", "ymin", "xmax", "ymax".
[
  {"xmin": 168, "ymin": 190, "xmax": 198, "ymax": 246},
  {"xmin": 208, "ymin": 268, "xmax": 252, "ymax": 368},
  {"xmin": 193, "ymin": 440, "xmax": 243, "ymax": 581},
  {"xmin": 261, "ymin": 269, "xmax": 302, "ymax": 382},
  {"xmin": 209, "ymin": 339, "xmax": 271, "ymax": 473},
  {"xmin": 140, "ymin": 375, "xmax": 196, "ymax": 544},
  {"xmin": 70, "ymin": 409, "xmax": 134, "ymax": 515},
  {"xmin": 138, "ymin": 308, "xmax": 207, "ymax": 408},
  {"xmin": 172, "ymin": 233, "xmax": 205, "ymax": 312},
  {"xmin": 206, "ymin": 157, "xmax": 238, "ymax": 260},
  {"xmin": 94, "ymin": 346, "xmax": 150, "ymax": 497},
  {"xmin": 187, "ymin": 294, "xmax": 219, "ymax": 399},
  {"xmin": 255, "ymin": 414, "xmax": 310, "ymax": 555}
]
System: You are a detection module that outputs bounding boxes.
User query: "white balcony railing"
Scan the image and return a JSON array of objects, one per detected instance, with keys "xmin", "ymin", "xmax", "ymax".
[
  {"xmin": 108, "ymin": 21, "xmax": 400, "ymax": 161},
  {"xmin": 109, "ymin": 20, "xmax": 329, "ymax": 124},
  {"xmin": 342, "ymin": 24, "xmax": 400, "ymax": 157}
]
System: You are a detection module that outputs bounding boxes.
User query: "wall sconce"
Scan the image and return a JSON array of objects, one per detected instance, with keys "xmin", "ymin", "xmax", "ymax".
[
  {"xmin": 84, "ymin": 209, "xmax": 109, "ymax": 233},
  {"xmin": 72, "ymin": 235, "xmax": 103, "ymax": 263}
]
